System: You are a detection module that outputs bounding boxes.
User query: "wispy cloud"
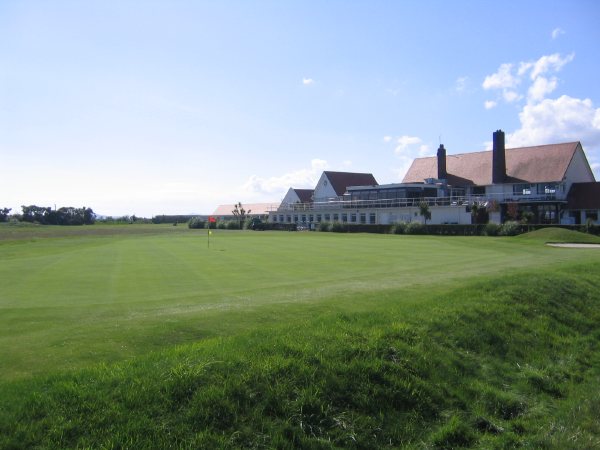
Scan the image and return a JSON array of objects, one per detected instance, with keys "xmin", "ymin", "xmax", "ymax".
[
  {"xmin": 243, "ymin": 159, "xmax": 328, "ymax": 195},
  {"xmin": 383, "ymin": 135, "xmax": 433, "ymax": 180},
  {"xmin": 302, "ymin": 77, "xmax": 315, "ymax": 86},
  {"xmin": 484, "ymin": 100, "xmax": 497, "ymax": 110},
  {"xmin": 394, "ymin": 136, "xmax": 423, "ymax": 154},
  {"xmin": 482, "ymin": 63, "xmax": 520, "ymax": 90},
  {"xmin": 551, "ymin": 27, "xmax": 565, "ymax": 40},
  {"xmin": 455, "ymin": 76, "xmax": 469, "ymax": 93}
]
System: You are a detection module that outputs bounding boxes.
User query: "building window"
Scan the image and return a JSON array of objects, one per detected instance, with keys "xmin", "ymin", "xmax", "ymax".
[
  {"xmin": 586, "ymin": 210, "xmax": 599, "ymax": 222},
  {"xmin": 342, "ymin": 213, "xmax": 347, "ymax": 222},
  {"xmin": 369, "ymin": 213, "xmax": 376, "ymax": 224},
  {"xmin": 309, "ymin": 214, "xmax": 314, "ymax": 222},
  {"xmin": 513, "ymin": 184, "xmax": 532, "ymax": 195},
  {"xmin": 360, "ymin": 213, "xmax": 366, "ymax": 224},
  {"xmin": 324, "ymin": 214, "xmax": 330, "ymax": 221},
  {"xmin": 316, "ymin": 214, "xmax": 321, "ymax": 222},
  {"xmin": 350, "ymin": 213, "xmax": 357, "ymax": 223},
  {"xmin": 301, "ymin": 214, "xmax": 306, "ymax": 223},
  {"xmin": 333, "ymin": 213, "xmax": 339, "ymax": 221},
  {"xmin": 287, "ymin": 216, "xmax": 292, "ymax": 223},
  {"xmin": 273, "ymin": 215, "xmax": 278, "ymax": 222},
  {"xmin": 294, "ymin": 215, "xmax": 298, "ymax": 222}
]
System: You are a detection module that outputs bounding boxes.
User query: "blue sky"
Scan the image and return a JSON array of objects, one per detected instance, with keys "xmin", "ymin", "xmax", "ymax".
[{"xmin": 2, "ymin": 0, "xmax": 599, "ymax": 217}]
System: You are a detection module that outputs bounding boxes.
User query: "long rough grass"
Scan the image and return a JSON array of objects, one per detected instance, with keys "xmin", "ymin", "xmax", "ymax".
[{"xmin": 1, "ymin": 225, "xmax": 599, "ymax": 448}]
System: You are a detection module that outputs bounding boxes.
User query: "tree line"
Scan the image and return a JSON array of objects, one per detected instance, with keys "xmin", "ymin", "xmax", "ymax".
[{"xmin": 0, "ymin": 205, "xmax": 96, "ymax": 225}]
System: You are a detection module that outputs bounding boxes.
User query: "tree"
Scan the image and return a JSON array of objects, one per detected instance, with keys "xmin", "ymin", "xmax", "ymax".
[
  {"xmin": 21, "ymin": 205, "xmax": 51, "ymax": 224},
  {"xmin": 0, "ymin": 208, "xmax": 11, "ymax": 222},
  {"xmin": 418, "ymin": 201, "xmax": 431, "ymax": 225},
  {"xmin": 232, "ymin": 202, "xmax": 251, "ymax": 229},
  {"xmin": 506, "ymin": 202, "xmax": 519, "ymax": 221},
  {"xmin": 471, "ymin": 204, "xmax": 489, "ymax": 225},
  {"xmin": 20, "ymin": 205, "xmax": 95, "ymax": 225}
]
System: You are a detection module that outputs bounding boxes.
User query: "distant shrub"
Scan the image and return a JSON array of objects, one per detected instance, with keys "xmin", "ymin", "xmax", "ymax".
[
  {"xmin": 217, "ymin": 222, "xmax": 227, "ymax": 230},
  {"xmin": 318, "ymin": 222, "xmax": 331, "ymax": 232},
  {"xmin": 331, "ymin": 222, "xmax": 345, "ymax": 233},
  {"xmin": 584, "ymin": 219, "xmax": 600, "ymax": 235},
  {"xmin": 405, "ymin": 222, "xmax": 426, "ymax": 235},
  {"xmin": 500, "ymin": 221, "xmax": 522, "ymax": 236},
  {"xmin": 392, "ymin": 222, "xmax": 406, "ymax": 234},
  {"xmin": 484, "ymin": 223, "xmax": 501, "ymax": 236},
  {"xmin": 226, "ymin": 221, "xmax": 240, "ymax": 230},
  {"xmin": 188, "ymin": 217, "xmax": 206, "ymax": 229}
]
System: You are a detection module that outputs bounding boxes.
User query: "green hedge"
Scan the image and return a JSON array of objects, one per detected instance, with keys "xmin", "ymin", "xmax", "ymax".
[{"xmin": 274, "ymin": 222, "xmax": 600, "ymax": 236}]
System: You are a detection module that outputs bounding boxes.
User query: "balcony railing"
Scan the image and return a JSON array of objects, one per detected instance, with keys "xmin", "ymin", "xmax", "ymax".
[{"xmin": 275, "ymin": 193, "xmax": 562, "ymax": 212}]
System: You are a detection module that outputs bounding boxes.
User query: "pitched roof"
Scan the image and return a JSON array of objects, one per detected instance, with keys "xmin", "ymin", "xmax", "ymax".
[
  {"xmin": 323, "ymin": 171, "xmax": 378, "ymax": 196},
  {"xmin": 567, "ymin": 182, "xmax": 600, "ymax": 210},
  {"xmin": 293, "ymin": 189, "xmax": 314, "ymax": 203},
  {"xmin": 402, "ymin": 142, "xmax": 581, "ymax": 186},
  {"xmin": 212, "ymin": 203, "xmax": 279, "ymax": 216}
]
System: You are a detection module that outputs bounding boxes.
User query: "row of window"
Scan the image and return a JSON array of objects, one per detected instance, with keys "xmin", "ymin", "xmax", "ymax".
[
  {"xmin": 272, "ymin": 212, "xmax": 377, "ymax": 224},
  {"xmin": 513, "ymin": 183, "xmax": 560, "ymax": 196},
  {"xmin": 347, "ymin": 187, "xmax": 438, "ymax": 201}
]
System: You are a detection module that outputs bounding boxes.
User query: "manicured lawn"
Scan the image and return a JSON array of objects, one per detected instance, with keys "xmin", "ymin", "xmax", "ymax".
[
  {"xmin": 1, "ymin": 224, "xmax": 599, "ymax": 381},
  {"xmin": 1, "ymin": 224, "xmax": 600, "ymax": 448}
]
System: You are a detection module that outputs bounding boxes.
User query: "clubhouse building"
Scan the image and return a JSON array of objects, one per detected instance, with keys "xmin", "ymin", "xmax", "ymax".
[{"xmin": 268, "ymin": 130, "xmax": 600, "ymax": 226}]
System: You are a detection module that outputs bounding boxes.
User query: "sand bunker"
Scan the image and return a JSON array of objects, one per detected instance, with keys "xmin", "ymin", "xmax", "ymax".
[{"xmin": 546, "ymin": 243, "xmax": 600, "ymax": 248}]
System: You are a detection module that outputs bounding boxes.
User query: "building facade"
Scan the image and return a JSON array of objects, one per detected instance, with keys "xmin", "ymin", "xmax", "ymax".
[{"xmin": 269, "ymin": 130, "xmax": 599, "ymax": 227}]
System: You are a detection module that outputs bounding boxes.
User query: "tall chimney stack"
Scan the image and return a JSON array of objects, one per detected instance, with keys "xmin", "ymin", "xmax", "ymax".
[
  {"xmin": 437, "ymin": 144, "xmax": 447, "ymax": 180},
  {"xmin": 492, "ymin": 130, "xmax": 506, "ymax": 184}
]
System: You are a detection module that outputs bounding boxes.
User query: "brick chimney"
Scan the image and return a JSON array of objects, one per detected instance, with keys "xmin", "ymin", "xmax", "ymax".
[
  {"xmin": 437, "ymin": 144, "xmax": 447, "ymax": 179},
  {"xmin": 492, "ymin": 130, "xmax": 506, "ymax": 184}
]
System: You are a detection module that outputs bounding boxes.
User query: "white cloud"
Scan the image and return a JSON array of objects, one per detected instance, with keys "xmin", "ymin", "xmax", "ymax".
[
  {"xmin": 385, "ymin": 135, "xmax": 434, "ymax": 180},
  {"xmin": 395, "ymin": 135, "xmax": 422, "ymax": 154},
  {"xmin": 503, "ymin": 90, "xmax": 522, "ymax": 103},
  {"xmin": 418, "ymin": 144, "xmax": 431, "ymax": 157},
  {"xmin": 527, "ymin": 76, "xmax": 558, "ymax": 102},
  {"xmin": 527, "ymin": 53, "xmax": 574, "ymax": 81},
  {"xmin": 507, "ymin": 95, "xmax": 600, "ymax": 150},
  {"xmin": 482, "ymin": 53, "xmax": 575, "ymax": 106},
  {"xmin": 482, "ymin": 63, "xmax": 519, "ymax": 90},
  {"xmin": 552, "ymin": 27, "xmax": 565, "ymax": 40},
  {"xmin": 484, "ymin": 100, "xmax": 497, "ymax": 110},
  {"xmin": 382, "ymin": 135, "xmax": 393, "ymax": 143},
  {"xmin": 302, "ymin": 77, "xmax": 315, "ymax": 86},
  {"xmin": 243, "ymin": 159, "xmax": 328, "ymax": 195},
  {"xmin": 482, "ymin": 52, "xmax": 599, "ymax": 179}
]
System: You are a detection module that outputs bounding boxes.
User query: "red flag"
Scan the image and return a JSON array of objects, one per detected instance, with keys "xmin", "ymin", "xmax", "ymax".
[{"xmin": 208, "ymin": 216, "xmax": 216, "ymax": 223}]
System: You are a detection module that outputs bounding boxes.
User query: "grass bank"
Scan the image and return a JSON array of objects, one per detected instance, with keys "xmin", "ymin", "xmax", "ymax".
[
  {"xmin": 1, "ymin": 263, "xmax": 599, "ymax": 448},
  {"xmin": 1, "ymin": 226, "xmax": 599, "ymax": 447}
]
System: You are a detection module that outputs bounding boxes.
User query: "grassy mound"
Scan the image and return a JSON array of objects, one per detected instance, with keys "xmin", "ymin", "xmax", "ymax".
[
  {"xmin": 1, "ymin": 264, "xmax": 599, "ymax": 449},
  {"xmin": 517, "ymin": 227, "xmax": 600, "ymax": 244}
]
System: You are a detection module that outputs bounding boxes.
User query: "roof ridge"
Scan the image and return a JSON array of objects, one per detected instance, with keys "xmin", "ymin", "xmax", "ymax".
[{"xmin": 413, "ymin": 141, "xmax": 580, "ymax": 160}]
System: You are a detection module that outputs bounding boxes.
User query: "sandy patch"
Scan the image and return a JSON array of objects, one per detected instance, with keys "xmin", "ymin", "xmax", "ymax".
[{"xmin": 546, "ymin": 243, "xmax": 600, "ymax": 248}]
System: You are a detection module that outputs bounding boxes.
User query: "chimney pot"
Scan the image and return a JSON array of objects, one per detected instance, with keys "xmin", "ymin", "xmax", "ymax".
[
  {"xmin": 437, "ymin": 144, "xmax": 447, "ymax": 179},
  {"xmin": 492, "ymin": 130, "xmax": 506, "ymax": 184}
]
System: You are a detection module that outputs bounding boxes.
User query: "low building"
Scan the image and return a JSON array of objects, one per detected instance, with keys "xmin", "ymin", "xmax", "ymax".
[
  {"xmin": 269, "ymin": 130, "xmax": 599, "ymax": 226},
  {"xmin": 212, "ymin": 203, "xmax": 279, "ymax": 222}
]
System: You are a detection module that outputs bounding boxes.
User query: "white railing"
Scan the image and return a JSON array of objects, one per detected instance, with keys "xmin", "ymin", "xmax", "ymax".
[{"xmin": 275, "ymin": 193, "xmax": 562, "ymax": 212}]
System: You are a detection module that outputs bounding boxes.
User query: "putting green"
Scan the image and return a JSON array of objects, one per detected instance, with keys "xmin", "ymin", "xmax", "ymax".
[{"xmin": 1, "ymin": 225, "xmax": 599, "ymax": 380}]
